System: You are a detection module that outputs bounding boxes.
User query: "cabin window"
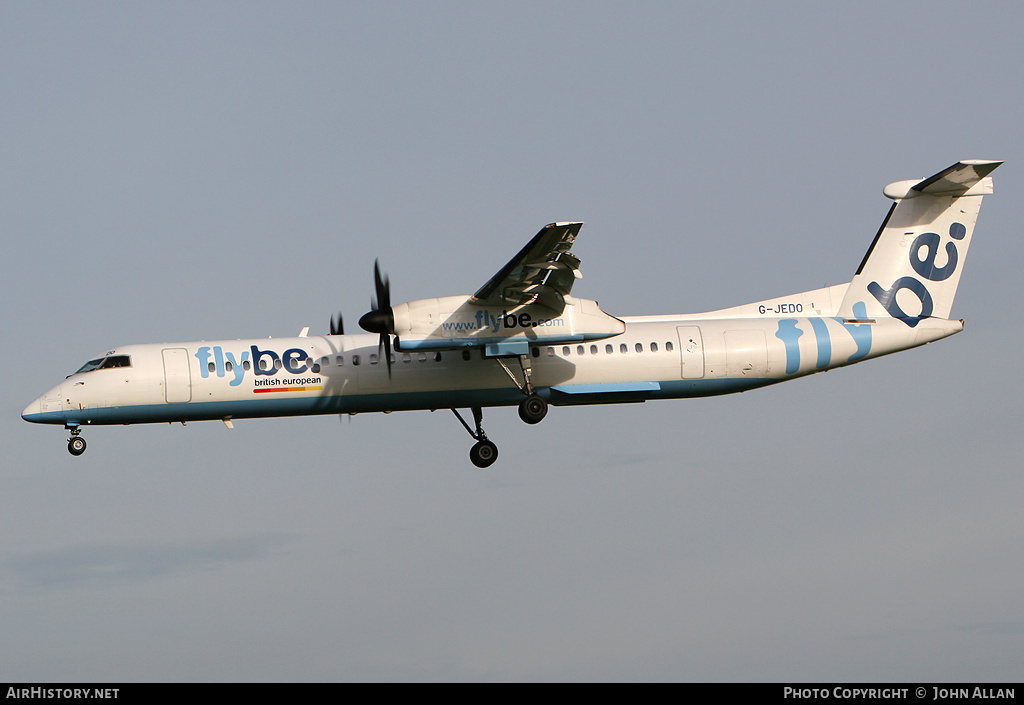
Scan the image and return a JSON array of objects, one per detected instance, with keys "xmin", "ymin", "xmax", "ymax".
[
  {"xmin": 336, "ymin": 355, "xmax": 344, "ymax": 366},
  {"xmin": 577, "ymin": 345, "xmax": 585, "ymax": 355},
  {"xmin": 243, "ymin": 360, "xmax": 251, "ymax": 371},
  {"xmin": 435, "ymin": 352, "xmax": 443, "ymax": 362},
  {"xmin": 666, "ymin": 341, "xmax": 674, "ymax": 352},
  {"xmin": 547, "ymin": 347, "xmax": 555, "ymax": 357},
  {"xmin": 590, "ymin": 345, "xmax": 598, "ymax": 355},
  {"xmin": 369, "ymin": 353, "xmax": 379, "ymax": 365},
  {"xmin": 225, "ymin": 361, "xmax": 233, "ymax": 373},
  {"xmin": 351, "ymin": 354, "xmax": 361, "ymax": 366},
  {"xmin": 651, "ymin": 342, "xmax": 659, "ymax": 353},
  {"xmin": 462, "ymin": 350, "xmax": 471, "ymax": 361},
  {"xmin": 418, "ymin": 353, "xmax": 427, "ymax": 363},
  {"xmin": 208, "ymin": 362, "xmax": 216, "ymax": 373},
  {"xmin": 606, "ymin": 344, "xmax": 613, "ymax": 354},
  {"xmin": 620, "ymin": 343, "xmax": 628, "ymax": 354},
  {"xmin": 635, "ymin": 342, "xmax": 644, "ymax": 353},
  {"xmin": 563, "ymin": 346, "xmax": 571, "ymax": 356},
  {"xmin": 402, "ymin": 353, "xmax": 411, "ymax": 363},
  {"xmin": 532, "ymin": 347, "xmax": 540, "ymax": 358},
  {"xmin": 274, "ymin": 358, "xmax": 283, "ymax": 370}
]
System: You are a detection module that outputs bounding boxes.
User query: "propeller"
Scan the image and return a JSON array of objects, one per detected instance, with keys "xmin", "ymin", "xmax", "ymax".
[
  {"xmin": 358, "ymin": 259, "xmax": 395, "ymax": 378},
  {"xmin": 329, "ymin": 313, "xmax": 344, "ymax": 336}
]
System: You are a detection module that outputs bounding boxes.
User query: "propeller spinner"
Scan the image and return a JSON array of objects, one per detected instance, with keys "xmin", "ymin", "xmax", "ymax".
[{"xmin": 358, "ymin": 259, "xmax": 395, "ymax": 377}]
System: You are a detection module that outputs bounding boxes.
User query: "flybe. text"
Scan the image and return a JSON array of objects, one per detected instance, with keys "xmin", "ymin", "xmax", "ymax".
[
  {"xmin": 195, "ymin": 345, "xmax": 319, "ymax": 386},
  {"xmin": 868, "ymin": 222, "xmax": 965, "ymax": 326}
]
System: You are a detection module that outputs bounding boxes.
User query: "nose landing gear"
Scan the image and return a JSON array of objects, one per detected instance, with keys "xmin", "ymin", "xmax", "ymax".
[
  {"xmin": 67, "ymin": 426, "xmax": 87, "ymax": 456},
  {"xmin": 451, "ymin": 407, "xmax": 498, "ymax": 468}
]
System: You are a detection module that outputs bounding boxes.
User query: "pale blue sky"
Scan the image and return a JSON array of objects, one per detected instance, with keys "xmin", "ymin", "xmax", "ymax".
[{"xmin": 3, "ymin": 1, "xmax": 1023, "ymax": 681}]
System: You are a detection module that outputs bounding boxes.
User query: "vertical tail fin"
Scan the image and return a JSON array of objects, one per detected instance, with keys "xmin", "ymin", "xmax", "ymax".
[{"xmin": 838, "ymin": 160, "xmax": 1002, "ymax": 325}]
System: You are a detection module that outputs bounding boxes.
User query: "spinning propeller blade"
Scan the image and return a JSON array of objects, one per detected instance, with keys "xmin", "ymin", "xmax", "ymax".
[
  {"xmin": 358, "ymin": 259, "xmax": 395, "ymax": 378},
  {"xmin": 329, "ymin": 313, "xmax": 344, "ymax": 336}
]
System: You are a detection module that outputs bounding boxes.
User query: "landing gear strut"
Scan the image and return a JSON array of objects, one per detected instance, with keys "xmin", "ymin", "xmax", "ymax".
[
  {"xmin": 452, "ymin": 407, "xmax": 498, "ymax": 468},
  {"xmin": 495, "ymin": 353, "xmax": 549, "ymax": 425},
  {"xmin": 67, "ymin": 427, "xmax": 86, "ymax": 456}
]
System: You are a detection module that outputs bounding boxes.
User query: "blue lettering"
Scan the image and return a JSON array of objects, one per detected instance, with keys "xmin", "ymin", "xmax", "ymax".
[
  {"xmin": 867, "ymin": 222, "xmax": 963, "ymax": 328},
  {"xmin": 910, "ymin": 232, "xmax": 958, "ymax": 282},
  {"xmin": 868, "ymin": 276, "xmax": 933, "ymax": 326},
  {"xmin": 213, "ymin": 346, "xmax": 226, "ymax": 378},
  {"xmin": 840, "ymin": 302, "xmax": 872, "ymax": 362},
  {"xmin": 251, "ymin": 345, "xmax": 280, "ymax": 376},
  {"xmin": 224, "ymin": 350, "xmax": 250, "ymax": 386},
  {"xmin": 808, "ymin": 318, "xmax": 831, "ymax": 369},
  {"xmin": 283, "ymin": 348, "xmax": 310, "ymax": 374},
  {"xmin": 194, "ymin": 347, "xmax": 212, "ymax": 378},
  {"xmin": 775, "ymin": 319, "xmax": 803, "ymax": 374}
]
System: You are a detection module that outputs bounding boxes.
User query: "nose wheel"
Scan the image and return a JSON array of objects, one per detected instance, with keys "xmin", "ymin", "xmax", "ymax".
[
  {"xmin": 67, "ymin": 428, "xmax": 87, "ymax": 456},
  {"xmin": 469, "ymin": 439, "xmax": 498, "ymax": 468},
  {"xmin": 451, "ymin": 407, "xmax": 498, "ymax": 468}
]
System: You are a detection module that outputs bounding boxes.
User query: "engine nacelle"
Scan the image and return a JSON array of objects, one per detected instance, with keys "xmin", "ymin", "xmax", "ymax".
[{"xmin": 390, "ymin": 295, "xmax": 624, "ymax": 352}]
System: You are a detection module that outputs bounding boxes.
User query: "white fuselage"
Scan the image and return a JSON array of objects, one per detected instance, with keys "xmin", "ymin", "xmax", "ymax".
[{"xmin": 22, "ymin": 301, "xmax": 963, "ymax": 429}]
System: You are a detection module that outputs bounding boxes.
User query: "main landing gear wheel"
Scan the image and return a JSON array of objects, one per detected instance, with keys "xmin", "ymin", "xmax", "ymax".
[
  {"xmin": 68, "ymin": 436, "xmax": 87, "ymax": 456},
  {"xmin": 518, "ymin": 394, "xmax": 548, "ymax": 425},
  {"xmin": 470, "ymin": 439, "xmax": 498, "ymax": 468}
]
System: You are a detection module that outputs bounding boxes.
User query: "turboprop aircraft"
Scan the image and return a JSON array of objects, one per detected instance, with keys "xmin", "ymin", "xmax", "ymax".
[{"xmin": 23, "ymin": 160, "xmax": 1001, "ymax": 467}]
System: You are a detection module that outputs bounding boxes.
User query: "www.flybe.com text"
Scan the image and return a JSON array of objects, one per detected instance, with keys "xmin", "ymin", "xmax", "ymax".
[{"xmin": 441, "ymin": 310, "xmax": 564, "ymax": 333}]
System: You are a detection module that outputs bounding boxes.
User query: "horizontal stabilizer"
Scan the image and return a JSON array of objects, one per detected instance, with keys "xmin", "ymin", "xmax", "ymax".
[
  {"xmin": 884, "ymin": 160, "xmax": 1002, "ymax": 199},
  {"xmin": 912, "ymin": 160, "xmax": 1002, "ymax": 195}
]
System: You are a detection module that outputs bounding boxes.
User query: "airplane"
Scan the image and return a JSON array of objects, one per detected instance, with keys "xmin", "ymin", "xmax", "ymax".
[{"xmin": 23, "ymin": 160, "xmax": 1001, "ymax": 467}]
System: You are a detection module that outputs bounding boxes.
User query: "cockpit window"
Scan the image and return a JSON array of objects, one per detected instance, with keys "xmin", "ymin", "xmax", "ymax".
[
  {"xmin": 74, "ymin": 358, "xmax": 105, "ymax": 374},
  {"xmin": 74, "ymin": 355, "xmax": 131, "ymax": 375}
]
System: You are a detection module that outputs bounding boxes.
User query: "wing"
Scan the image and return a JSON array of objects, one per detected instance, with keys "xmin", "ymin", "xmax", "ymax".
[{"xmin": 470, "ymin": 222, "xmax": 584, "ymax": 311}]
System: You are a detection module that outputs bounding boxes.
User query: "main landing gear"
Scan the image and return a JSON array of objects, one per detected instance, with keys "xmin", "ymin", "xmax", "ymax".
[
  {"xmin": 494, "ymin": 353, "xmax": 548, "ymax": 425},
  {"xmin": 451, "ymin": 352, "xmax": 551, "ymax": 468},
  {"xmin": 67, "ymin": 426, "xmax": 87, "ymax": 456}
]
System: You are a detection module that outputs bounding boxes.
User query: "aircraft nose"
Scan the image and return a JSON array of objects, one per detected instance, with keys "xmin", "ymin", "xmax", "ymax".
[
  {"xmin": 22, "ymin": 382, "xmax": 65, "ymax": 424},
  {"xmin": 22, "ymin": 397, "xmax": 43, "ymax": 422}
]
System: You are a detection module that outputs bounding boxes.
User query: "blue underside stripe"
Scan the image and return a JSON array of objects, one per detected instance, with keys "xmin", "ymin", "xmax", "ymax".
[{"xmin": 23, "ymin": 377, "xmax": 777, "ymax": 426}]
